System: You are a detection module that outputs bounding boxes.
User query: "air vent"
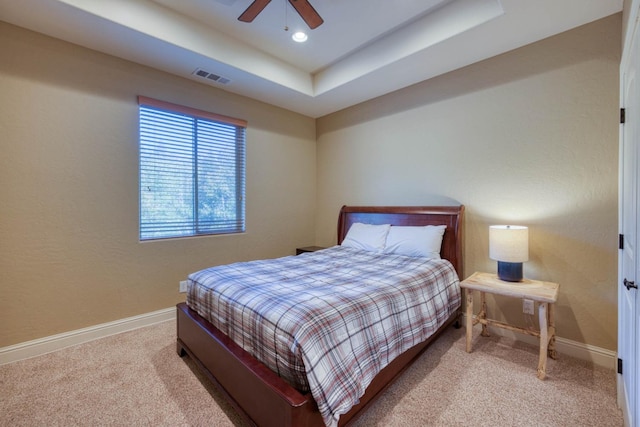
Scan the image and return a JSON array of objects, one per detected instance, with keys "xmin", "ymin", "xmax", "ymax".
[{"xmin": 192, "ymin": 68, "xmax": 231, "ymax": 85}]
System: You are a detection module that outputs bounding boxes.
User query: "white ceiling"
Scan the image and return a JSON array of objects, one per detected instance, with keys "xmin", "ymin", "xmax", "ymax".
[{"xmin": 0, "ymin": 0, "xmax": 623, "ymax": 118}]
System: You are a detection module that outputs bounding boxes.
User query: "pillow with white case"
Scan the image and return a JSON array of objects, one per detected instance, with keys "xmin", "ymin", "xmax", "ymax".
[
  {"xmin": 341, "ymin": 223, "xmax": 391, "ymax": 252},
  {"xmin": 383, "ymin": 225, "xmax": 446, "ymax": 258}
]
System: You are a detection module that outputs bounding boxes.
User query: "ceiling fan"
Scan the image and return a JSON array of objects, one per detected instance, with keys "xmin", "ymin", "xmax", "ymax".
[{"xmin": 238, "ymin": 0, "xmax": 324, "ymax": 30}]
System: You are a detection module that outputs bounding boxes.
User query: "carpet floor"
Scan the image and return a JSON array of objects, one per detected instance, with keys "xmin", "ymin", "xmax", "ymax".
[{"xmin": 1, "ymin": 319, "xmax": 623, "ymax": 426}]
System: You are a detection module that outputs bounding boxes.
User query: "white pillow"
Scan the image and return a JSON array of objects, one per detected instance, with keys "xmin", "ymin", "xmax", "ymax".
[
  {"xmin": 383, "ymin": 225, "xmax": 446, "ymax": 258},
  {"xmin": 341, "ymin": 223, "xmax": 391, "ymax": 252}
]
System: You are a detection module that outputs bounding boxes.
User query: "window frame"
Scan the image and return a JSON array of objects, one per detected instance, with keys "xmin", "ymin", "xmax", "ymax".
[{"xmin": 137, "ymin": 96, "xmax": 247, "ymax": 241}]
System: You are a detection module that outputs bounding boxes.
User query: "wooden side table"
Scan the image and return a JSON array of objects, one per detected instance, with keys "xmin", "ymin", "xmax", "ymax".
[
  {"xmin": 460, "ymin": 271, "xmax": 560, "ymax": 380},
  {"xmin": 295, "ymin": 246, "xmax": 326, "ymax": 255}
]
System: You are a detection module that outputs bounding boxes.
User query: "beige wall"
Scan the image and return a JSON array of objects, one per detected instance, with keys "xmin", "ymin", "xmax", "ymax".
[
  {"xmin": 316, "ymin": 15, "xmax": 621, "ymax": 350},
  {"xmin": 0, "ymin": 14, "xmax": 622, "ymax": 352},
  {"xmin": 0, "ymin": 22, "xmax": 316, "ymax": 347}
]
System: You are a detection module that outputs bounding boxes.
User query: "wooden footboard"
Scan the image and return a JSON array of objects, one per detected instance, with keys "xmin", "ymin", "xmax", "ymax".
[
  {"xmin": 177, "ymin": 302, "xmax": 322, "ymax": 427},
  {"xmin": 177, "ymin": 302, "xmax": 459, "ymax": 426}
]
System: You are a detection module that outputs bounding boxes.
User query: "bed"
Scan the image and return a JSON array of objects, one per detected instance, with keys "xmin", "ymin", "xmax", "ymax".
[{"xmin": 177, "ymin": 205, "xmax": 464, "ymax": 426}]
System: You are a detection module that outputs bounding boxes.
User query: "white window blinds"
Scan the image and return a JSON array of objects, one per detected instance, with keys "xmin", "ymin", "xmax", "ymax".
[{"xmin": 138, "ymin": 96, "xmax": 246, "ymax": 240}]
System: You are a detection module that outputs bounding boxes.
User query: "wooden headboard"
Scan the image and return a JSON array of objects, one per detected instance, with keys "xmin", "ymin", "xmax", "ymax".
[{"xmin": 337, "ymin": 205, "xmax": 465, "ymax": 277}]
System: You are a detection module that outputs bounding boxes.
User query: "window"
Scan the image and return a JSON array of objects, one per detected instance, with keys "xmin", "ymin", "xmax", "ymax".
[{"xmin": 138, "ymin": 96, "xmax": 246, "ymax": 240}]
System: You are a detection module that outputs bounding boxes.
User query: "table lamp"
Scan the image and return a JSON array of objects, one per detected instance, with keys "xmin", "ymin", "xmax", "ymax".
[{"xmin": 489, "ymin": 225, "xmax": 529, "ymax": 282}]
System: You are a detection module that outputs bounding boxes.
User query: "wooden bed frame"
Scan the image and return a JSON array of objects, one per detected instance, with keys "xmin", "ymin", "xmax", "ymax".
[{"xmin": 177, "ymin": 205, "xmax": 465, "ymax": 426}]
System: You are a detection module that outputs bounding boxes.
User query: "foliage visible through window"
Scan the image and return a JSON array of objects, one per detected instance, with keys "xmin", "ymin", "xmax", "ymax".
[{"xmin": 138, "ymin": 96, "xmax": 246, "ymax": 240}]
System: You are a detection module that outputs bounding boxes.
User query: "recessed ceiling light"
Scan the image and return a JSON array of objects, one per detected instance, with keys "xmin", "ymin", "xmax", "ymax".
[{"xmin": 292, "ymin": 31, "xmax": 308, "ymax": 43}]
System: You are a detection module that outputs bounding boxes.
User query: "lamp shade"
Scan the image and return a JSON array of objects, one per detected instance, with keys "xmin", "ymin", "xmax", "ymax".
[{"xmin": 489, "ymin": 225, "xmax": 529, "ymax": 263}]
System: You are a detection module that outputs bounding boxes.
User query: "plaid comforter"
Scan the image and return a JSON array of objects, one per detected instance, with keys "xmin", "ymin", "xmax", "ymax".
[{"xmin": 187, "ymin": 245, "xmax": 460, "ymax": 427}]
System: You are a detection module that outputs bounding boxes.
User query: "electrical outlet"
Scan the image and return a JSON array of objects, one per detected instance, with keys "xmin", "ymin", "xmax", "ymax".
[
  {"xmin": 179, "ymin": 280, "xmax": 188, "ymax": 293},
  {"xmin": 523, "ymin": 299, "xmax": 534, "ymax": 315}
]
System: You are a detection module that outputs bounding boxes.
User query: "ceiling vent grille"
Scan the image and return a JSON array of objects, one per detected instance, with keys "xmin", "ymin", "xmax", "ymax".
[{"xmin": 192, "ymin": 68, "xmax": 231, "ymax": 85}]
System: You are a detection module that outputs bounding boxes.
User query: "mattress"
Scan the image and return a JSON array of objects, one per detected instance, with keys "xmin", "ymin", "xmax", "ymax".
[{"xmin": 186, "ymin": 245, "xmax": 460, "ymax": 426}]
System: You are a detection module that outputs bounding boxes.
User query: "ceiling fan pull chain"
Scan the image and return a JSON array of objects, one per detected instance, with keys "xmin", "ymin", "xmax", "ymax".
[{"xmin": 284, "ymin": 0, "xmax": 289, "ymax": 31}]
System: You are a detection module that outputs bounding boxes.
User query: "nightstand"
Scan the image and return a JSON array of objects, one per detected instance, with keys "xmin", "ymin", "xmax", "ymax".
[
  {"xmin": 295, "ymin": 246, "xmax": 326, "ymax": 255},
  {"xmin": 460, "ymin": 271, "xmax": 560, "ymax": 380}
]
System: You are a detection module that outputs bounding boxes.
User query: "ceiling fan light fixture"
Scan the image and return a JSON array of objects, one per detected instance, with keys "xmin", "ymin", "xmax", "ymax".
[{"xmin": 292, "ymin": 31, "xmax": 308, "ymax": 43}]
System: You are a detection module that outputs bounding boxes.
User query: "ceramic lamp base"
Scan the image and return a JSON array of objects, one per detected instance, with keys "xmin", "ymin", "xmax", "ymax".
[{"xmin": 497, "ymin": 261, "xmax": 523, "ymax": 282}]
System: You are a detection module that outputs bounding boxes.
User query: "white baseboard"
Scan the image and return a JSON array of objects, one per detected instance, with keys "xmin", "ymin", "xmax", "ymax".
[
  {"xmin": 0, "ymin": 307, "xmax": 176, "ymax": 366},
  {"xmin": 2, "ymin": 309, "xmax": 616, "ymax": 371},
  {"xmin": 466, "ymin": 317, "xmax": 617, "ymax": 370}
]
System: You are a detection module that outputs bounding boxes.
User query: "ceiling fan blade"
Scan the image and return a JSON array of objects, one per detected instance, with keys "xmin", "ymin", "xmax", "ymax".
[
  {"xmin": 287, "ymin": 0, "xmax": 323, "ymax": 29},
  {"xmin": 238, "ymin": 0, "xmax": 271, "ymax": 23}
]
